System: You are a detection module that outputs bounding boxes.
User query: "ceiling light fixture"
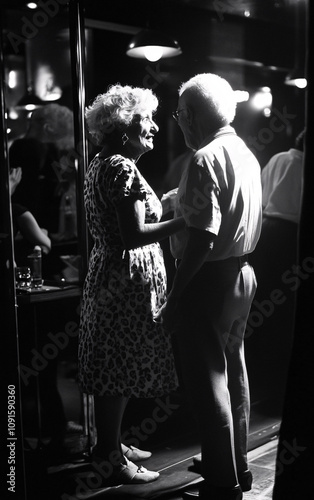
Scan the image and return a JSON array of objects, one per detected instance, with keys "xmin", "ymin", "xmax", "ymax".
[
  {"xmin": 26, "ymin": 2, "xmax": 38, "ymax": 9},
  {"xmin": 284, "ymin": 68, "xmax": 307, "ymax": 89},
  {"xmin": 250, "ymin": 87, "xmax": 273, "ymax": 115},
  {"xmin": 16, "ymin": 86, "xmax": 44, "ymax": 111},
  {"xmin": 126, "ymin": 29, "xmax": 182, "ymax": 62},
  {"xmin": 234, "ymin": 90, "xmax": 250, "ymax": 103}
]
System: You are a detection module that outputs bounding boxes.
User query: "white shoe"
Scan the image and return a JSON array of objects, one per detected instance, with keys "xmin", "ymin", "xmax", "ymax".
[{"xmin": 121, "ymin": 443, "xmax": 152, "ymax": 461}]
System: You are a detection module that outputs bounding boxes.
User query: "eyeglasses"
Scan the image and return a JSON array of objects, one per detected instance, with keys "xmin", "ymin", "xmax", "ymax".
[{"xmin": 172, "ymin": 109, "xmax": 185, "ymax": 121}]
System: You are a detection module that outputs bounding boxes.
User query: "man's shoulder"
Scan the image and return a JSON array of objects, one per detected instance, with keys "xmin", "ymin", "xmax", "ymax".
[
  {"xmin": 195, "ymin": 132, "xmax": 250, "ymax": 162},
  {"xmin": 264, "ymin": 150, "xmax": 295, "ymax": 169}
]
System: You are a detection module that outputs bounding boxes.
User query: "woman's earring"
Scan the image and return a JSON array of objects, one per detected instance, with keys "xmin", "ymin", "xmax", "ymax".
[{"xmin": 122, "ymin": 133, "xmax": 129, "ymax": 146}]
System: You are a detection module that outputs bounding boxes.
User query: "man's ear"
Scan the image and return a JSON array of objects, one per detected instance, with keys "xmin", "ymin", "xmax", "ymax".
[{"xmin": 186, "ymin": 107, "xmax": 193, "ymax": 126}]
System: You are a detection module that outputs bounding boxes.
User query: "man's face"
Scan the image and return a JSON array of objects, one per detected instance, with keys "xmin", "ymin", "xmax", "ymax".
[{"xmin": 176, "ymin": 93, "xmax": 196, "ymax": 150}]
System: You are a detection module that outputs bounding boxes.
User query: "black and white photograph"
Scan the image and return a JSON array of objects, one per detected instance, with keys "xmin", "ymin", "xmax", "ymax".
[{"xmin": 1, "ymin": 1, "xmax": 313, "ymax": 499}]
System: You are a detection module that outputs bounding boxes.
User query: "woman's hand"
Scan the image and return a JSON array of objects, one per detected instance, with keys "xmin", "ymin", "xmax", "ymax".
[{"xmin": 154, "ymin": 291, "xmax": 179, "ymax": 332}]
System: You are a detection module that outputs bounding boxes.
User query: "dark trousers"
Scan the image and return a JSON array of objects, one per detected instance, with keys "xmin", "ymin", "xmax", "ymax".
[
  {"xmin": 172, "ymin": 258, "xmax": 257, "ymax": 487},
  {"xmin": 247, "ymin": 217, "xmax": 298, "ymax": 403}
]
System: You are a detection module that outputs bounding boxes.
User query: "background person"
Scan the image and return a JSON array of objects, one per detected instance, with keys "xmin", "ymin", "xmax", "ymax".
[
  {"xmin": 10, "ymin": 103, "xmax": 74, "ymax": 234},
  {"xmin": 158, "ymin": 73, "xmax": 262, "ymax": 500},
  {"xmin": 79, "ymin": 84, "xmax": 185, "ymax": 486},
  {"xmin": 247, "ymin": 129, "xmax": 305, "ymax": 409},
  {"xmin": 9, "ymin": 167, "xmax": 51, "ymax": 263}
]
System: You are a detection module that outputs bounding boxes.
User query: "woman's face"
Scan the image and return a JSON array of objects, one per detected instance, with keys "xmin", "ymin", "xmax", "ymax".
[{"xmin": 126, "ymin": 111, "xmax": 159, "ymax": 159}]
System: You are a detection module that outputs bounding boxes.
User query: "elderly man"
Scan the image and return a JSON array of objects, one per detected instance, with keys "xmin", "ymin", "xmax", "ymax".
[{"xmin": 161, "ymin": 73, "xmax": 262, "ymax": 499}]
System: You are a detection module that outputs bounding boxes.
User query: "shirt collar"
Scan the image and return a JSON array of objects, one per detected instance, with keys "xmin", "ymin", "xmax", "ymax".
[
  {"xmin": 199, "ymin": 125, "xmax": 237, "ymax": 149},
  {"xmin": 289, "ymin": 148, "xmax": 303, "ymax": 159}
]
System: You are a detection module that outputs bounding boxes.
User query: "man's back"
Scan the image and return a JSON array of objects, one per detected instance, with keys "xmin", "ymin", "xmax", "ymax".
[{"xmin": 171, "ymin": 127, "xmax": 262, "ymax": 261}]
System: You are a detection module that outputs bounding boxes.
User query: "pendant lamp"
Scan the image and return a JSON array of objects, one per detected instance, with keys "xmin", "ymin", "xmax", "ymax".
[
  {"xmin": 126, "ymin": 28, "xmax": 182, "ymax": 62},
  {"xmin": 16, "ymin": 86, "xmax": 44, "ymax": 111}
]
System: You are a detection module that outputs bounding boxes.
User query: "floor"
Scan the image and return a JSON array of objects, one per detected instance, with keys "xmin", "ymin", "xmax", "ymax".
[
  {"xmin": 36, "ymin": 427, "xmax": 278, "ymax": 500},
  {"xmin": 17, "ymin": 290, "xmax": 286, "ymax": 499},
  {"xmin": 244, "ymin": 440, "xmax": 278, "ymax": 500},
  {"xmin": 22, "ymin": 383, "xmax": 281, "ymax": 499}
]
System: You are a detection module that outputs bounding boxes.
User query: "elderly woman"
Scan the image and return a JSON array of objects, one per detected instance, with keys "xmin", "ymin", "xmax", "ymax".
[{"xmin": 78, "ymin": 84, "xmax": 184, "ymax": 486}]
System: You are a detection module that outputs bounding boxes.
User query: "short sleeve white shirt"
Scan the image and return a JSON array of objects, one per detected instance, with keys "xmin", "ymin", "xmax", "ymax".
[
  {"xmin": 170, "ymin": 126, "xmax": 262, "ymax": 261},
  {"xmin": 262, "ymin": 148, "xmax": 303, "ymax": 223}
]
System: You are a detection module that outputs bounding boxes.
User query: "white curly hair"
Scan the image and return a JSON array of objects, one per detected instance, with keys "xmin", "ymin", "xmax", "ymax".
[{"xmin": 85, "ymin": 84, "xmax": 159, "ymax": 146}]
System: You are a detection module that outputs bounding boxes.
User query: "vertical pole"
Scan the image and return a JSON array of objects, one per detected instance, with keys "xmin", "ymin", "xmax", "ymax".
[
  {"xmin": 69, "ymin": 0, "xmax": 90, "ymax": 283},
  {"xmin": 68, "ymin": 0, "xmax": 94, "ymax": 456},
  {"xmin": 0, "ymin": 7, "xmax": 27, "ymax": 500}
]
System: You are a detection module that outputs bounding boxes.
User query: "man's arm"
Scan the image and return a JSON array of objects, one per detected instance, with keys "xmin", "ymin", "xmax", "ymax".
[{"xmin": 159, "ymin": 226, "xmax": 215, "ymax": 329}]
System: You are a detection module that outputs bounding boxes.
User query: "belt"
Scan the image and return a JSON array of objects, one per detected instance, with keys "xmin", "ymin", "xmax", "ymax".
[{"xmin": 175, "ymin": 255, "xmax": 249, "ymax": 270}]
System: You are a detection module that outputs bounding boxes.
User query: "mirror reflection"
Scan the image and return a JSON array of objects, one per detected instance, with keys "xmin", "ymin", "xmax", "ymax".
[
  {"xmin": 4, "ymin": 3, "xmax": 79, "ymax": 284},
  {"xmin": 2, "ymin": 0, "xmax": 86, "ymax": 478}
]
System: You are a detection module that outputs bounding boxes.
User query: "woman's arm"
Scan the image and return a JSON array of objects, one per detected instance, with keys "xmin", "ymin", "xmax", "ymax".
[
  {"xmin": 17, "ymin": 211, "xmax": 51, "ymax": 254},
  {"xmin": 116, "ymin": 197, "xmax": 185, "ymax": 250}
]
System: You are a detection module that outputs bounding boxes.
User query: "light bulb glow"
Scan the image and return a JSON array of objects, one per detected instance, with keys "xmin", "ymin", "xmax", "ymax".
[
  {"xmin": 8, "ymin": 70, "xmax": 17, "ymax": 89},
  {"xmin": 9, "ymin": 110, "xmax": 18, "ymax": 120},
  {"xmin": 294, "ymin": 78, "xmax": 307, "ymax": 89},
  {"xmin": 263, "ymin": 107, "xmax": 272, "ymax": 117},
  {"xmin": 144, "ymin": 46, "xmax": 163, "ymax": 62},
  {"xmin": 251, "ymin": 88, "xmax": 272, "ymax": 111},
  {"xmin": 25, "ymin": 104, "xmax": 37, "ymax": 111},
  {"xmin": 234, "ymin": 90, "xmax": 249, "ymax": 103}
]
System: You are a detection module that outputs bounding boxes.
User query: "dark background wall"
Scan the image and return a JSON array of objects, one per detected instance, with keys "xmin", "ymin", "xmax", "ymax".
[{"xmin": 80, "ymin": 0, "xmax": 305, "ymax": 194}]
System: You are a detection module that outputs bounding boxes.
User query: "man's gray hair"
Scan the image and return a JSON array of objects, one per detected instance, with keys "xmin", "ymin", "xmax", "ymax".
[{"xmin": 179, "ymin": 73, "xmax": 236, "ymax": 126}]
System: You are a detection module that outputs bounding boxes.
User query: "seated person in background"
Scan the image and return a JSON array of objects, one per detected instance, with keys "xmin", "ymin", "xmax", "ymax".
[
  {"xmin": 10, "ymin": 104, "xmax": 74, "ymax": 234},
  {"xmin": 10, "ymin": 167, "xmax": 51, "ymax": 265}
]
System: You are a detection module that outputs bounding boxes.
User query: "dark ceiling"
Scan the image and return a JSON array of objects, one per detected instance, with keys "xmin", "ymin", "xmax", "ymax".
[
  {"xmin": 1, "ymin": 1, "xmax": 304, "ymax": 81},
  {"xmin": 78, "ymin": 0, "xmax": 305, "ymax": 93},
  {"xmin": 0, "ymin": 0, "xmax": 301, "ymax": 29},
  {"xmin": 81, "ymin": 0, "xmax": 297, "ymax": 27},
  {"xmin": 1, "ymin": 0, "xmax": 307, "ymax": 178},
  {"xmin": 172, "ymin": 0, "xmax": 295, "ymax": 23}
]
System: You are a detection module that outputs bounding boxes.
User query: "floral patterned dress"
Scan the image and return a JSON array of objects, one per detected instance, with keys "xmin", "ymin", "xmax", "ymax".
[{"xmin": 78, "ymin": 154, "xmax": 178, "ymax": 397}]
